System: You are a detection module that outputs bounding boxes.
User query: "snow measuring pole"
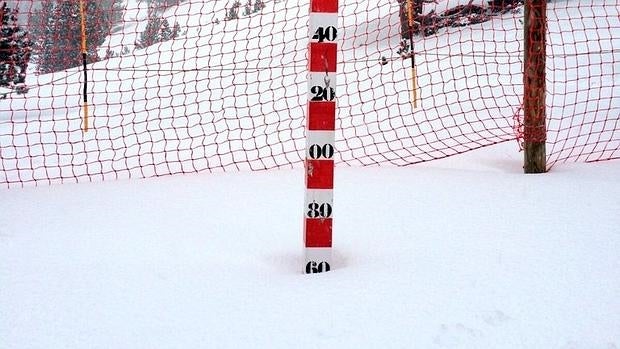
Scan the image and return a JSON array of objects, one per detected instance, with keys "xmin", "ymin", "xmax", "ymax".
[{"xmin": 304, "ymin": 0, "xmax": 338, "ymax": 274}]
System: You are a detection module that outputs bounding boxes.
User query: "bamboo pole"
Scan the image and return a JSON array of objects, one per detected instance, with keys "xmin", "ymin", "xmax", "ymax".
[
  {"xmin": 79, "ymin": 0, "xmax": 89, "ymax": 132},
  {"xmin": 406, "ymin": 0, "xmax": 418, "ymax": 109}
]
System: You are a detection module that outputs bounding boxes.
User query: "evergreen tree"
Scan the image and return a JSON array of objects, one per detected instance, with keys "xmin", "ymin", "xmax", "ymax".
[
  {"xmin": 135, "ymin": 7, "xmax": 162, "ymax": 49},
  {"xmin": 172, "ymin": 22, "xmax": 181, "ymax": 38},
  {"xmin": 243, "ymin": 1, "xmax": 251, "ymax": 16},
  {"xmin": 160, "ymin": 18, "xmax": 172, "ymax": 41},
  {"xmin": 135, "ymin": 5, "xmax": 181, "ymax": 49},
  {"xmin": 225, "ymin": 1, "xmax": 241, "ymax": 20},
  {"xmin": 0, "ymin": 2, "xmax": 32, "ymax": 88},
  {"xmin": 30, "ymin": 0, "xmax": 112, "ymax": 74},
  {"xmin": 253, "ymin": 0, "xmax": 265, "ymax": 13},
  {"xmin": 147, "ymin": 0, "xmax": 178, "ymax": 8},
  {"xmin": 2, "ymin": 0, "xmax": 29, "ymax": 23},
  {"xmin": 29, "ymin": 0, "xmax": 55, "ymax": 72},
  {"xmin": 107, "ymin": 0, "xmax": 126, "ymax": 33}
]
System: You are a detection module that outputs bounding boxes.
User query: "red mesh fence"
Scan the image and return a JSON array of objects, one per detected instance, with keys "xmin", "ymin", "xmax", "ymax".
[
  {"xmin": 0, "ymin": 0, "xmax": 618, "ymax": 187},
  {"xmin": 543, "ymin": 1, "xmax": 619, "ymax": 164}
]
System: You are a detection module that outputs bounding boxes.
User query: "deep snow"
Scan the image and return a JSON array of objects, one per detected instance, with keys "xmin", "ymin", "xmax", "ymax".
[
  {"xmin": 1, "ymin": 142, "xmax": 619, "ymax": 349},
  {"xmin": 1, "ymin": 0, "xmax": 619, "ymax": 347}
]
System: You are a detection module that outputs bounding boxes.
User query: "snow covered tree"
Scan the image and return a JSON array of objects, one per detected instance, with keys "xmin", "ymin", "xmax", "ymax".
[
  {"xmin": 225, "ymin": 1, "xmax": 241, "ymax": 20},
  {"xmin": 136, "ymin": 11, "xmax": 162, "ymax": 49},
  {"xmin": 0, "ymin": 2, "xmax": 32, "ymax": 88},
  {"xmin": 242, "ymin": 1, "xmax": 251, "ymax": 16},
  {"xmin": 147, "ymin": 0, "xmax": 178, "ymax": 9},
  {"xmin": 30, "ymin": 0, "xmax": 113, "ymax": 74},
  {"xmin": 159, "ymin": 18, "xmax": 174, "ymax": 41},
  {"xmin": 135, "ymin": 6, "xmax": 181, "ymax": 49},
  {"xmin": 104, "ymin": 0, "xmax": 126, "ymax": 33},
  {"xmin": 171, "ymin": 22, "xmax": 181, "ymax": 40},
  {"xmin": 1, "ymin": 0, "xmax": 30, "ymax": 24},
  {"xmin": 28, "ymin": 0, "xmax": 55, "ymax": 72},
  {"xmin": 253, "ymin": 0, "xmax": 265, "ymax": 13}
]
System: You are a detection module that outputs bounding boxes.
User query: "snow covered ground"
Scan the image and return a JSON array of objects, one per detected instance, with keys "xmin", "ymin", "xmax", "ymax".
[
  {"xmin": 1, "ymin": 1, "xmax": 618, "ymax": 346},
  {"xmin": 1, "ymin": 142, "xmax": 619, "ymax": 348}
]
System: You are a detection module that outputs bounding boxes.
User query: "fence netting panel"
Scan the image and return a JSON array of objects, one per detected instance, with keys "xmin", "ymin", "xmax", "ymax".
[
  {"xmin": 0, "ymin": 0, "xmax": 618, "ymax": 187},
  {"xmin": 544, "ymin": 1, "xmax": 619, "ymax": 165}
]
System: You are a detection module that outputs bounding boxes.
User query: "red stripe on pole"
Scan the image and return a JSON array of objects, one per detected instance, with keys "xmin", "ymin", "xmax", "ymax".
[
  {"xmin": 309, "ymin": 43, "xmax": 337, "ymax": 72},
  {"xmin": 307, "ymin": 102, "xmax": 336, "ymax": 130},
  {"xmin": 306, "ymin": 159, "xmax": 334, "ymax": 189},
  {"xmin": 310, "ymin": 0, "xmax": 338, "ymax": 13},
  {"xmin": 305, "ymin": 218, "xmax": 333, "ymax": 247}
]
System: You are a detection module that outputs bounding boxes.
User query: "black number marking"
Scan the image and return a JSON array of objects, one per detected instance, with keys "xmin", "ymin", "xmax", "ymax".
[
  {"xmin": 308, "ymin": 144, "xmax": 334, "ymax": 159},
  {"xmin": 312, "ymin": 26, "xmax": 337, "ymax": 42},
  {"xmin": 305, "ymin": 261, "xmax": 331, "ymax": 274},
  {"xmin": 310, "ymin": 85, "xmax": 336, "ymax": 101},
  {"xmin": 307, "ymin": 202, "xmax": 333, "ymax": 218}
]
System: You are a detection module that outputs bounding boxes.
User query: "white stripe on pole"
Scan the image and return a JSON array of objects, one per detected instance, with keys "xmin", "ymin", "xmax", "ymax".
[
  {"xmin": 309, "ymin": 13, "xmax": 338, "ymax": 43},
  {"xmin": 306, "ymin": 131, "xmax": 335, "ymax": 160},
  {"xmin": 305, "ymin": 248, "xmax": 333, "ymax": 273},
  {"xmin": 305, "ymin": 189, "xmax": 334, "ymax": 218},
  {"xmin": 308, "ymin": 72, "xmax": 337, "ymax": 102}
]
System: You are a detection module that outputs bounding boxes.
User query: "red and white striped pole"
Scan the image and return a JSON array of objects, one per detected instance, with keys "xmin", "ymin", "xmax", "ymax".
[{"xmin": 304, "ymin": 0, "xmax": 338, "ymax": 274}]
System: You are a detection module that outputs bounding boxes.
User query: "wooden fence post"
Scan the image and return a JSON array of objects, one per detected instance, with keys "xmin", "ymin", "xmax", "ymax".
[{"xmin": 523, "ymin": 0, "xmax": 547, "ymax": 173}]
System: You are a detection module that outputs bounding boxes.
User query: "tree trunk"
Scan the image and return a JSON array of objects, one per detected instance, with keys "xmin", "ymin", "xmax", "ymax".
[{"xmin": 523, "ymin": 0, "xmax": 547, "ymax": 173}]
